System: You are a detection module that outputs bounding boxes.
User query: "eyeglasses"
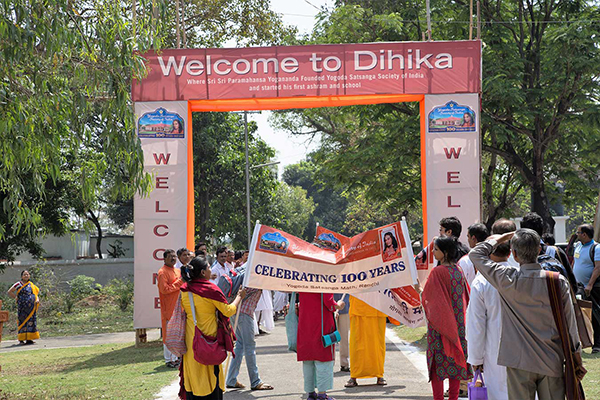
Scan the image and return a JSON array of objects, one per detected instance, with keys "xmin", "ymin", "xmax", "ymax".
[{"xmin": 576, "ymin": 231, "xmax": 583, "ymax": 234}]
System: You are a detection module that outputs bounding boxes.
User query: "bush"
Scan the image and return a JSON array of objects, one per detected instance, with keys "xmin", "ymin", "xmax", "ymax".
[
  {"xmin": 0, "ymin": 282, "xmax": 17, "ymax": 313},
  {"xmin": 105, "ymin": 276, "xmax": 134, "ymax": 311},
  {"xmin": 64, "ymin": 275, "xmax": 101, "ymax": 313}
]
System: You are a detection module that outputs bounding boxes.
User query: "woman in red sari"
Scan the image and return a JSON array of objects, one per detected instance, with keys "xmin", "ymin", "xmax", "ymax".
[
  {"xmin": 422, "ymin": 236, "xmax": 472, "ymax": 400},
  {"xmin": 296, "ymin": 293, "xmax": 345, "ymax": 400}
]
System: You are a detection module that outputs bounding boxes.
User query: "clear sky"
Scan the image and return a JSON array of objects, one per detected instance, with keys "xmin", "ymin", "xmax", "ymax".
[{"xmin": 248, "ymin": 0, "xmax": 334, "ymax": 177}]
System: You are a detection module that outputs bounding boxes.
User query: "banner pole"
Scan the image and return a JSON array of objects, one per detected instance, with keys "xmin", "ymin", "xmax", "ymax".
[
  {"xmin": 226, "ymin": 221, "xmax": 261, "ymax": 383},
  {"xmin": 401, "ymin": 217, "xmax": 419, "ymax": 286}
]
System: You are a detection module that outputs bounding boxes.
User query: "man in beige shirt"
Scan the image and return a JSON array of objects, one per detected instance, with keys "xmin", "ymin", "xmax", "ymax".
[{"xmin": 469, "ymin": 229, "xmax": 581, "ymax": 400}]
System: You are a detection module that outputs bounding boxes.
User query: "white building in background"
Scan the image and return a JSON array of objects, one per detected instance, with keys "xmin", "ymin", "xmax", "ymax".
[
  {"xmin": 512, "ymin": 216, "xmax": 570, "ymax": 244},
  {"xmin": 11, "ymin": 230, "xmax": 133, "ymax": 262}
]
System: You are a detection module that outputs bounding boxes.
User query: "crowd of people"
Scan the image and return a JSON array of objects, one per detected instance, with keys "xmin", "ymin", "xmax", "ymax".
[
  {"xmin": 3, "ymin": 208, "xmax": 596, "ymax": 400},
  {"xmin": 417, "ymin": 214, "xmax": 597, "ymax": 400},
  {"xmin": 154, "ymin": 211, "xmax": 599, "ymax": 400}
]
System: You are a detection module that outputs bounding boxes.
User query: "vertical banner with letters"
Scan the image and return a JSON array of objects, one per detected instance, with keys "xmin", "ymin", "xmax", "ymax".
[
  {"xmin": 133, "ymin": 101, "xmax": 191, "ymax": 329},
  {"xmin": 424, "ymin": 94, "xmax": 481, "ymax": 251}
]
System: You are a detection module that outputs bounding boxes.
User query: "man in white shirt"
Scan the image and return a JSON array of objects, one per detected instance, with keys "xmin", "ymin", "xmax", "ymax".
[
  {"xmin": 175, "ymin": 247, "xmax": 192, "ymax": 269},
  {"xmin": 466, "ymin": 238, "xmax": 511, "ymax": 400},
  {"xmin": 210, "ymin": 246, "xmax": 230, "ymax": 283},
  {"xmin": 225, "ymin": 249, "xmax": 236, "ymax": 271},
  {"xmin": 457, "ymin": 223, "xmax": 488, "ymax": 287}
]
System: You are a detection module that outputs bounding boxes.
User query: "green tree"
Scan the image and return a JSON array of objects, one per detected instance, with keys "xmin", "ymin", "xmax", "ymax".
[
  {"xmin": 479, "ymin": 0, "xmax": 600, "ymax": 229},
  {"xmin": 282, "ymin": 160, "xmax": 349, "ymax": 239},
  {"xmin": 0, "ymin": 0, "xmax": 296, "ymax": 263},
  {"xmin": 0, "ymin": 0, "xmax": 159, "ymax": 264},
  {"xmin": 192, "ymin": 112, "xmax": 279, "ymax": 248},
  {"xmin": 171, "ymin": 0, "xmax": 297, "ymax": 47},
  {"xmin": 276, "ymin": 1, "xmax": 600, "ymax": 233},
  {"xmin": 271, "ymin": 183, "xmax": 316, "ymax": 239}
]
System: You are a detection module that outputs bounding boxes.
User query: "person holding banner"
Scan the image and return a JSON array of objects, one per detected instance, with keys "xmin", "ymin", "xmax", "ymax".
[
  {"xmin": 422, "ymin": 236, "xmax": 472, "ymax": 400},
  {"xmin": 297, "ymin": 292, "xmax": 346, "ymax": 400},
  {"xmin": 345, "ymin": 297, "xmax": 387, "ymax": 387},
  {"xmin": 179, "ymin": 257, "xmax": 246, "ymax": 400}
]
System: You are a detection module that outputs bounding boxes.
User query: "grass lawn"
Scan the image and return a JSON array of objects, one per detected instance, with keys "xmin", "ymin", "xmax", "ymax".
[
  {"xmin": 0, "ymin": 340, "xmax": 178, "ymax": 400},
  {"xmin": 395, "ymin": 326, "xmax": 600, "ymax": 398},
  {"xmin": 2, "ymin": 298, "xmax": 133, "ymax": 338}
]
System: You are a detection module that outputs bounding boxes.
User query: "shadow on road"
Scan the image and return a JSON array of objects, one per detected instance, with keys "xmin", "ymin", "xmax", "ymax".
[{"xmin": 225, "ymin": 385, "xmax": 436, "ymax": 400}]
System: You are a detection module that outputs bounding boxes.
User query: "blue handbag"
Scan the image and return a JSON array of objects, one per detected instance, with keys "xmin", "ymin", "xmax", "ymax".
[
  {"xmin": 285, "ymin": 292, "xmax": 298, "ymax": 352},
  {"xmin": 321, "ymin": 294, "xmax": 341, "ymax": 347}
]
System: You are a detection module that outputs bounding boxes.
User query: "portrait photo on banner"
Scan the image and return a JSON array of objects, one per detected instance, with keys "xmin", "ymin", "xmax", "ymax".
[{"xmin": 380, "ymin": 225, "xmax": 401, "ymax": 263}]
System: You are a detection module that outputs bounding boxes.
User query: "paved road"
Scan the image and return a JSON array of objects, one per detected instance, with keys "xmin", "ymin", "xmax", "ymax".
[
  {"xmin": 0, "ymin": 329, "xmax": 162, "ymax": 353},
  {"xmin": 0, "ymin": 321, "xmax": 441, "ymax": 399},
  {"xmin": 158, "ymin": 320, "xmax": 434, "ymax": 400}
]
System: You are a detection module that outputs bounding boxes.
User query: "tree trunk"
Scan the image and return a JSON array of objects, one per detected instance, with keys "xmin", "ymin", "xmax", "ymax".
[
  {"xmin": 88, "ymin": 210, "xmax": 103, "ymax": 259},
  {"xmin": 531, "ymin": 148, "xmax": 555, "ymax": 232}
]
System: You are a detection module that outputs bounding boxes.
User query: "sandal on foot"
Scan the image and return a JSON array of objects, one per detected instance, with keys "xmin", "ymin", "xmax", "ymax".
[
  {"xmin": 251, "ymin": 382, "xmax": 273, "ymax": 390},
  {"xmin": 377, "ymin": 378, "xmax": 387, "ymax": 386},
  {"xmin": 344, "ymin": 379, "xmax": 358, "ymax": 388},
  {"xmin": 226, "ymin": 381, "xmax": 246, "ymax": 389}
]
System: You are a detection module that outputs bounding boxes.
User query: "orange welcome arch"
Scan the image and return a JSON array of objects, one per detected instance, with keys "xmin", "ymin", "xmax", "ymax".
[{"xmin": 132, "ymin": 41, "xmax": 481, "ymax": 329}]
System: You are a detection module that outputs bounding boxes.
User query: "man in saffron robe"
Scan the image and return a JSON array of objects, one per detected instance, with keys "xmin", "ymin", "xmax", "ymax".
[
  {"xmin": 157, "ymin": 249, "xmax": 184, "ymax": 367},
  {"xmin": 345, "ymin": 296, "xmax": 387, "ymax": 387}
]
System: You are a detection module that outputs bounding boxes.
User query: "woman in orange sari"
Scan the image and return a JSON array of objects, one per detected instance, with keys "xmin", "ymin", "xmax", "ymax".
[{"xmin": 7, "ymin": 270, "xmax": 40, "ymax": 344}]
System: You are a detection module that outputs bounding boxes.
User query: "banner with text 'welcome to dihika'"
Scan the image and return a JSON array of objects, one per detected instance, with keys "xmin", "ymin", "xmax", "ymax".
[{"xmin": 243, "ymin": 220, "xmax": 418, "ymax": 294}]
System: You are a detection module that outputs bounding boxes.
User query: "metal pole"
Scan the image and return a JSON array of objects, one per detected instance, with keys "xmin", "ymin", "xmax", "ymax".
[
  {"xmin": 469, "ymin": 0, "xmax": 473, "ymax": 40},
  {"xmin": 477, "ymin": 0, "xmax": 481, "ymax": 39},
  {"xmin": 244, "ymin": 111, "xmax": 252, "ymax": 249},
  {"xmin": 175, "ymin": 0, "xmax": 181, "ymax": 48},
  {"xmin": 426, "ymin": 0, "xmax": 432, "ymax": 41}
]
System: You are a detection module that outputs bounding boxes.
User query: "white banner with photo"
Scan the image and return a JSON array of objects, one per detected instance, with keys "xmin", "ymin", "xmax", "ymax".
[{"xmin": 243, "ymin": 220, "xmax": 419, "ymax": 294}]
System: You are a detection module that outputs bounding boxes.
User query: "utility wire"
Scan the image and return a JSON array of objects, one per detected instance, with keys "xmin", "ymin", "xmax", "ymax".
[{"xmin": 279, "ymin": 12, "xmax": 600, "ymax": 25}]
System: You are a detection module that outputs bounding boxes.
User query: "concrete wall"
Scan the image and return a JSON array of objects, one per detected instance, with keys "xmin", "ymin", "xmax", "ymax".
[
  {"xmin": 89, "ymin": 236, "xmax": 134, "ymax": 259},
  {"xmin": 0, "ymin": 258, "xmax": 134, "ymax": 291},
  {"xmin": 15, "ymin": 231, "xmax": 90, "ymax": 262},
  {"xmin": 14, "ymin": 232, "xmax": 134, "ymax": 262}
]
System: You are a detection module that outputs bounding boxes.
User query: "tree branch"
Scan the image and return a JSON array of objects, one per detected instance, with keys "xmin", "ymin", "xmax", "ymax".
[{"xmin": 482, "ymin": 143, "xmax": 534, "ymax": 183}]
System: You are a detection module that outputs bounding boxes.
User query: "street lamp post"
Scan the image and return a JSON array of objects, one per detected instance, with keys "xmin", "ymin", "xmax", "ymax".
[
  {"xmin": 240, "ymin": 110, "xmax": 280, "ymax": 248},
  {"xmin": 244, "ymin": 111, "xmax": 252, "ymax": 249}
]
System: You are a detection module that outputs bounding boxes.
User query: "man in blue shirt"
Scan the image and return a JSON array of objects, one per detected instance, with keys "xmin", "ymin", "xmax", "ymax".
[{"xmin": 573, "ymin": 224, "xmax": 600, "ymax": 353}]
